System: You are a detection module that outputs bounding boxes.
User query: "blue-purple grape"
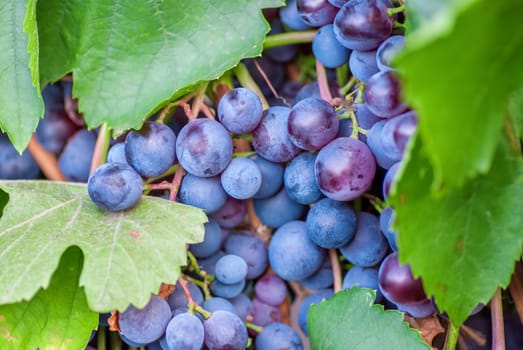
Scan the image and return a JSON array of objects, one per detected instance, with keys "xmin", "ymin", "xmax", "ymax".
[
  {"xmin": 313, "ymin": 24, "xmax": 351, "ymax": 68},
  {"xmin": 283, "ymin": 152, "xmax": 322, "ymax": 205},
  {"xmin": 297, "ymin": 289, "xmax": 333, "ymax": 335},
  {"xmin": 189, "ymin": 218, "xmax": 223, "ymax": 258},
  {"xmin": 215, "ymin": 254, "xmax": 248, "ymax": 285},
  {"xmin": 204, "ymin": 310, "xmax": 248, "ymax": 350},
  {"xmin": 0, "ymin": 134, "xmax": 40, "ymax": 179},
  {"xmin": 366, "ymin": 120, "xmax": 400, "ymax": 169},
  {"xmin": 299, "ymin": 255, "xmax": 334, "ymax": 289},
  {"xmin": 217, "ymin": 88, "xmax": 263, "ymax": 134},
  {"xmin": 254, "ymin": 274, "xmax": 287, "ymax": 306},
  {"xmin": 167, "ymin": 280, "xmax": 204, "ymax": 311},
  {"xmin": 297, "ymin": 0, "xmax": 338, "ymax": 27},
  {"xmin": 280, "ymin": 0, "xmax": 314, "ymax": 30},
  {"xmin": 380, "ymin": 110, "xmax": 418, "ymax": 159},
  {"xmin": 376, "ymin": 35, "xmax": 405, "ymax": 71},
  {"xmin": 107, "ymin": 142, "xmax": 128, "ymax": 165},
  {"xmin": 250, "ymin": 153, "xmax": 284, "ymax": 199},
  {"xmin": 209, "ymin": 196, "xmax": 247, "ymax": 228},
  {"xmin": 349, "ymin": 49, "xmax": 380, "ymax": 82},
  {"xmin": 163, "ymin": 312, "xmax": 204, "ymax": 350},
  {"xmin": 179, "ymin": 174, "xmax": 227, "ymax": 214},
  {"xmin": 210, "ymin": 279, "xmax": 246, "ymax": 299},
  {"xmin": 342, "ymin": 266, "xmax": 383, "ymax": 302},
  {"xmin": 255, "ymin": 322, "xmax": 303, "ymax": 350},
  {"xmin": 363, "ymin": 70, "xmax": 408, "ymax": 118},
  {"xmin": 58, "ymin": 129, "xmax": 96, "ymax": 182},
  {"xmin": 220, "ymin": 157, "xmax": 262, "ymax": 200},
  {"xmin": 252, "ymin": 297, "xmax": 282, "ymax": 326},
  {"xmin": 224, "ymin": 231, "xmax": 268, "ymax": 280},
  {"xmin": 253, "ymin": 187, "xmax": 307, "ymax": 228}
]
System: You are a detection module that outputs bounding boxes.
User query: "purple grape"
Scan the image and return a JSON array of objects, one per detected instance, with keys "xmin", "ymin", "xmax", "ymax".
[
  {"xmin": 280, "ymin": 0, "xmax": 314, "ymax": 30},
  {"xmin": 382, "ymin": 161, "xmax": 400, "ymax": 200},
  {"xmin": 253, "ymin": 187, "xmax": 307, "ymax": 228},
  {"xmin": 363, "ymin": 70, "xmax": 408, "ymax": 118},
  {"xmin": 376, "ymin": 35, "xmax": 405, "ymax": 71},
  {"xmin": 179, "ymin": 174, "xmax": 227, "ymax": 214},
  {"xmin": 255, "ymin": 322, "xmax": 303, "ymax": 350},
  {"xmin": 220, "ymin": 157, "xmax": 262, "ymax": 200},
  {"xmin": 167, "ymin": 280, "xmax": 204, "ymax": 311},
  {"xmin": 333, "ymin": 0, "xmax": 394, "ymax": 51},
  {"xmin": 164, "ymin": 312, "xmax": 204, "ymax": 350},
  {"xmin": 217, "ymin": 88, "xmax": 263, "ymax": 134},
  {"xmin": 299, "ymin": 255, "xmax": 334, "ymax": 289},
  {"xmin": 288, "ymin": 97, "xmax": 339, "ymax": 150},
  {"xmin": 252, "ymin": 106, "xmax": 301, "ymax": 163},
  {"xmin": 366, "ymin": 120, "xmax": 400, "ymax": 169},
  {"xmin": 210, "ymin": 279, "xmax": 246, "ymax": 299},
  {"xmin": 189, "ymin": 218, "xmax": 223, "ymax": 258},
  {"xmin": 125, "ymin": 121, "xmax": 176, "ymax": 178},
  {"xmin": 204, "ymin": 310, "xmax": 248, "ymax": 350},
  {"xmin": 202, "ymin": 297, "xmax": 237, "ymax": 314},
  {"xmin": 119, "ymin": 295, "xmax": 171, "ymax": 344},
  {"xmin": 0, "ymin": 134, "xmax": 40, "ymax": 180},
  {"xmin": 87, "ymin": 162, "xmax": 143, "ymax": 212},
  {"xmin": 209, "ymin": 196, "xmax": 247, "ymax": 228},
  {"xmin": 58, "ymin": 129, "xmax": 96, "ymax": 182},
  {"xmin": 228, "ymin": 293, "xmax": 254, "ymax": 322},
  {"xmin": 314, "ymin": 137, "xmax": 376, "ymax": 201},
  {"xmin": 380, "ymin": 110, "xmax": 418, "ymax": 159},
  {"xmin": 175, "ymin": 118, "xmax": 233, "ymax": 177},
  {"xmin": 269, "ymin": 220, "xmax": 327, "ymax": 281},
  {"xmin": 224, "ymin": 231, "xmax": 268, "ymax": 280},
  {"xmin": 254, "ymin": 274, "xmax": 288, "ymax": 306},
  {"xmin": 306, "ymin": 197, "xmax": 357, "ymax": 249},
  {"xmin": 199, "ymin": 251, "xmax": 225, "ymax": 276},
  {"xmin": 378, "ymin": 252, "xmax": 428, "ymax": 305},
  {"xmin": 353, "ymin": 103, "xmax": 383, "ymax": 129},
  {"xmin": 328, "ymin": 0, "xmax": 349, "ymax": 7},
  {"xmin": 379, "ymin": 206, "xmax": 397, "ymax": 251},
  {"xmin": 106, "ymin": 142, "xmax": 128, "ymax": 165},
  {"xmin": 215, "ymin": 254, "xmax": 248, "ymax": 285},
  {"xmin": 252, "ymin": 297, "xmax": 282, "ymax": 326},
  {"xmin": 342, "ymin": 266, "xmax": 382, "ymax": 303},
  {"xmin": 396, "ymin": 299, "xmax": 435, "ymax": 318},
  {"xmin": 297, "ymin": 0, "xmax": 338, "ymax": 27},
  {"xmin": 283, "ymin": 152, "xmax": 322, "ymax": 205},
  {"xmin": 250, "ymin": 153, "xmax": 284, "ymax": 199},
  {"xmin": 349, "ymin": 49, "xmax": 380, "ymax": 82},
  {"xmin": 313, "ymin": 24, "xmax": 351, "ymax": 68},
  {"xmin": 339, "ymin": 212, "xmax": 388, "ymax": 267}
]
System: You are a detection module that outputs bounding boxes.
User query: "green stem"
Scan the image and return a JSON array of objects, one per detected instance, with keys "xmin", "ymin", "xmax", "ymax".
[
  {"xmin": 336, "ymin": 63, "xmax": 350, "ymax": 90},
  {"xmin": 110, "ymin": 329, "xmax": 123, "ymax": 350},
  {"xmin": 97, "ymin": 327, "xmax": 106, "ymax": 350},
  {"xmin": 340, "ymin": 76, "xmax": 357, "ymax": 96},
  {"xmin": 263, "ymin": 30, "xmax": 316, "ymax": 49},
  {"xmin": 89, "ymin": 122, "xmax": 111, "ymax": 176},
  {"xmin": 387, "ymin": 4, "xmax": 405, "ymax": 16},
  {"xmin": 233, "ymin": 151, "xmax": 256, "ymax": 158},
  {"xmin": 444, "ymin": 321, "xmax": 460, "ymax": 350},
  {"xmin": 233, "ymin": 63, "xmax": 269, "ymax": 109},
  {"xmin": 144, "ymin": 164, "xmax": 178, "ymax": 184},
  {"xmin": 246, "ymin": 322, "xmax": 263, "ymax": 334},
  {"xmin": 194, "ymin": 305, "xmax": 212, "ymax": 319},
  {"xmin": 393, "ymin": 21, "xmax": 406, "ymax": 30}
]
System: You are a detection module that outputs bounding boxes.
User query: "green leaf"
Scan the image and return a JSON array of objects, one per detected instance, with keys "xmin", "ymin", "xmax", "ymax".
[
  {"xmin": 0, "ymin": 247, "xmax": 97, "ymax": 350},
  {"xmin": 508, "ymin": 86, "xmax": 523, "ymax": 143},
  {"xmin": 389, "ymin": 137, "xmax": 523, "ymax": 326},
  {"xmin": 0, "ymin": 0, "xmax": 43, "ymax": 152},
  {"xmin": 0, "ymin": 180, "xmax": 207, "ymax": 312},
  {"xmin": 37, "ymin": 0, "xmax": 283, "ymax": 136},
  {"xmin": 396, "ymin": 0, "xmax": 523, "ymax": 191},
  {"xmin": 308, "ymin": 288, "xmax": 430, "ymax": 350}
]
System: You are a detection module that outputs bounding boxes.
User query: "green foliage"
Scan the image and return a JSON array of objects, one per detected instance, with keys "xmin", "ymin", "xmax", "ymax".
[
  {"xmin": 0, "ymin": 0, "xmax": 43, "ymax": 153},
  {"xmin": 396, "ymin": 0, "xmax": 523, "ymax": 191},
  {"xmin": 0, "ymin": 180, "xmax": 207, "ymax": 312},
  {"xmin": 390, "ymin": 137, "xmax": 523, "ymax": 326},
  {"xmin": 37, "ymin": 0, "xmax": 283, "ymax": 136},
  {"xmin": 0, "ymin": 247, "xmax": 97, "ymax": 350},
  {"xmin": 308, "ymin": 288, "xmax": 430, "ymax": 350}
]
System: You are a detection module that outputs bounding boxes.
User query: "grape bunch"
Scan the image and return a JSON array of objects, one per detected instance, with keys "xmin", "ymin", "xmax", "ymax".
[{"xmin": 0, "ymin": 0, "xmax": 450, "ymax": 349}]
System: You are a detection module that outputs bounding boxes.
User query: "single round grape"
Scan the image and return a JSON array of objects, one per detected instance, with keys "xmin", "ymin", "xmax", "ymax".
[
  {"xmin": 297, "ymin": 289, "xmax": 333, "ymax": 335},
  {"xmin": 306, "ymin": 197, "xmax": 357, "ymax": 249},
  {"xmin": 297, "ymin": 0, "xmax": 338, "ymax": 27},
  {"xmin": 250, "ymin": 153, "xmax": 284, "ymax": 199},
  {"xmin": 204, "ymin": 310, "xmax": 248, "ymax": 350},
  {"xmin": 210, "ymin": 279, "xmax": 246, "ymax": 299},
  {"xmin": 283, "ymin": 152, "xmax": 322, "ymax": 205},
  {"xmin": 376, "ymin": 35, "xmax": 406, "ymax": 71},
  {"xmin": 314, "ymin": 137, "xmax": 376, "ymax": 201},
  {"xmin": 255, "ymin": 322, "xmax": 303, "ymax": 350},
  {"xmin": 363, "ymin": 70, "xmax": 409, "ymax": 118},
  {"xmin": 253, "ymin": 187, "xmax": 307, "ymax": 228},
  {"xmin": 299, "ymin": 255, "xmax": 334, "ymax": 289},
  {"xmin": 176, "ymin": 118, "xmax": 233, "ymax": 177},
  {"xmin": 252, "ymin": 106, "xmax": 301, "ymax": 163},
  {"xmin": 288, "ymin": 97, "xmax": 339, "ymax": 150},
  {"xmin": 252, "ymin": 297, "xmax": 282, "ymax": 326},
  {"xmin": 87, "ymin": 162, "xmax": 143, "ymax": 212},
  {"xmin": 342, "ymin": 265, "xmax": 383, "ymax": 303},
  {"xmin": 217, "ymin": 87, "xmax": 263, "ymax": 134},
  {"xmin": 119, "ymin": 295, "xmax": 171, "ymax": 345},
  {"xmin": 339, "ymin": 212, "xmax": 389, "ymax": 267},
  {"xmin": 0, "ymin": 134, "xmax": 40, "ymax": 179},
  {"xmin": 313, "ymin": 24, "xmax": 351, "ymax": 68},
  {"xmin": 224, "ymin": 231, "xmax": 268, "ymax": 280},
  {"xmin": 220, "ymin": 157, "xmax": 262, "ymax": 200},
  {"xmin": 164, "ymin": 312, "xmax": 204, "ymax": 350},
  {"xmin": 380, "ymin": 111, "xmax": 418, "ymax": 159},
  {"xmin": 58, "ymin": 129, "xmax": 97, "ymax": 182},
  {"xmin": 254, "ymin": 274, "xmax": 287, "ymax": 306},
  {"xmin": 167, "ymin": 280, "xmax": 204, "ymax": 312},
  {"xmin": 179, "ymin": 174, "xmax": 227, "ymax": 214},
  {"xmin": 382, "ymin": 161, "xmax": 401, "ymax": 200},
  {"xmin": 189, "ymin": 218, "xmax": 223, "ymax": 258},
  {"xmin": 379, "ymin": 206, "xmax": 398, "ymax": 251},
  {"xmin": 396, "ymin": 298, "xmax": 435, "ymax": 318},
  {"xmin": 269, "ymin": 220, "xmax": 326, "ymax": 281},
  {"xmin": 215, "ymin": 254, "xmax": 248, "ymax": 285},
  {"xmin": 333, "ymin": 0, "xmax": 393, "ymax": 51},
  {"xmin": 378, "ymin": 252, "xmax": 428, "ymax": 305},
  {"xmin": 209, "ymin": 196, "xmax": 247, "ymax": 228},
  {"xmin": 367, "ymin": 120, "xmax": 401, "ymax": 169},
  {"xmin": 106, "ymin": 142, "xmax": 128, "ymax": 165},
  {"xmin": 202, "ymin": 297, "xmax": 237, "ymax": 314},
  {"xmin": 280, "ymin": 0, "xmax": 314, "ymax": 30},
  {"xmin": 125, "ymin": 121, "xmax": 176, "ymax": 178},
  {"xmin": 349, "ymin": 49, "xmax": 380, "ymax": 82}
]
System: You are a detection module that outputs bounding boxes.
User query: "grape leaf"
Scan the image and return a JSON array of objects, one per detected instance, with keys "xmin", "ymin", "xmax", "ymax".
[
  {"xmin": 308, "ymin": 288, "xmax": 430, "ymax": 350},
  {"xmin": 0, "ymin": 180, "xmax": 207, "ymax": 312},
  {"xmin": 396, "ymin": 0, "xmax": 523, "ymax": 191},
  {"xmin": 508, "ymin": 86, "xmax": 523, "ymax": 143},
  {"xmin": 37, "ymin": 0, "xmax": 283, "ymax": 136},
  {"xmin": 0, "ymin": 0, "xmax": 43, "ymax": 153},
  {"xmin": 0, "ymin": 247, "xmax": 97, "ymax": 350},
  {"xmin": 389, "ymin": 137, "xmax": 523, "ymax": 326}
]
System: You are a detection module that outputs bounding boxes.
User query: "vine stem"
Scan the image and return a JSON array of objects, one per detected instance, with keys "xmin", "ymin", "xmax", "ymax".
[
  {"xmin": 168, "ymin": 165, "xmax": 185, "ymax": 201},
  {"xmin": 97, "ymin": 326, "xmax": 106, "ymax": 350},
  {"xmin": 27, "ymin": 134, "xmax": 66, "ymax": 181},
  {"xmin": 444, "ymin": 321, "xmax": 460, "ymax": 350},
  {"xmin": 191, "ymin": 82, "xmax": 209, "ymax": 119},
  {"xmin": 329, "ymin": 249, "xmax": 342, "ymax": 293},
  {"xmin": 491, "ymin": 288, "xmax": 505, "ymax": 350},
  {"xmin": 508, "ymin": 262, "xmax": 523, "ymax": 325},
  {"xmin": 387, "ymin": 4, "xmax": 405, "ymax": 16},
  {"xmin": 315, "ymin": 59, "xmax": 333, "ymax": 102},
  {"xmin": 89, "ymin": 122, "xmax": 111, "ymax": 176},
  {"xmin": 233, "ymin": 62, "xmax": 269, "ymax": 109},
  {"xmin": 263, "ymin": 30, "xmax": 316, "ymax": 49}
]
